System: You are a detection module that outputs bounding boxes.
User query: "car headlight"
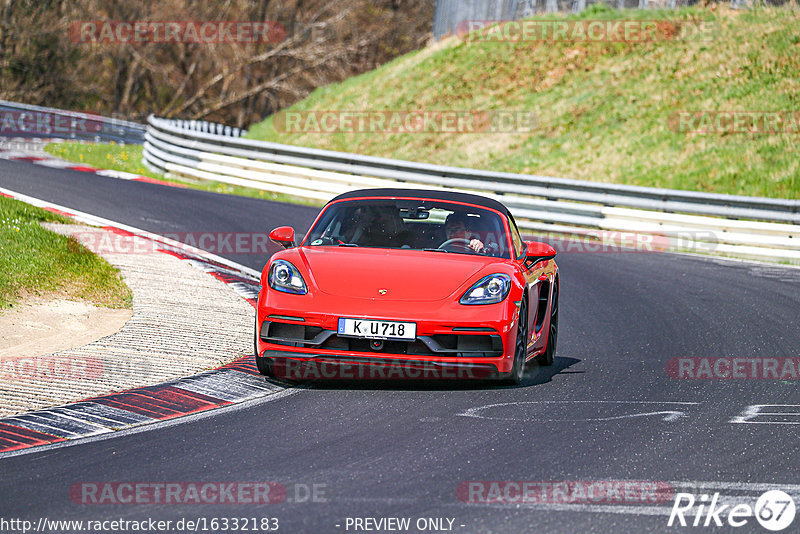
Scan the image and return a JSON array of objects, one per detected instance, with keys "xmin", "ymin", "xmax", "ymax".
[
  {"xmin": 459, "ymin": 274, "xmax": 511, "ymax": 305},
  {"xmin": 268, "ymin": 260, "xmax": 307, "ymax": 294}
]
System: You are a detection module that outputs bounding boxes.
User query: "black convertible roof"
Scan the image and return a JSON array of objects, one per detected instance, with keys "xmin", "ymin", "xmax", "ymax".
[{"xmin": 329, "ymin": 188, "xmax": 511, "ymax": 216}]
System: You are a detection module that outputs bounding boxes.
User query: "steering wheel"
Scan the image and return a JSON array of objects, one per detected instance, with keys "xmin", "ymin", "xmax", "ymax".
[{"xmin": 438, "ymin": 237, "xmax": 473, "ymax": 252}]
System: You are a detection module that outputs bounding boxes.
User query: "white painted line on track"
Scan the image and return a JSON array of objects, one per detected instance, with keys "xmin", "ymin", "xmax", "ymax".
[
  {"xmin": 0, "ymin": 186, "xmax": 261, "ymax": 280},
  {"xmin": 458, "ymin": 400, "xmax": 701, "ymax": 421},
  {"xmin": 0, "ymin": 387, "xmax": 301, "ymax": 459},
  {"xmin": 0, "ymin": 186, "xmax": 292, "ymax": 457}
]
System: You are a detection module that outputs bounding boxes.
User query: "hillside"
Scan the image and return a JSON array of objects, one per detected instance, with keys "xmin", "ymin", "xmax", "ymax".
[{"xmin": 246, "ymin": 5, "xmax": 800, "ymax": 199}]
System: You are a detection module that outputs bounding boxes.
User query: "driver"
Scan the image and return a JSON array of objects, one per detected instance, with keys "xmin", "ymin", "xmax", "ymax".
[
  {"xmin": 357, "ymin": 206, "xmax": 409, "ymax": 247},
  {"xmin": 443, "ymin": 212, "xmax": 485, "ymax": 253}
]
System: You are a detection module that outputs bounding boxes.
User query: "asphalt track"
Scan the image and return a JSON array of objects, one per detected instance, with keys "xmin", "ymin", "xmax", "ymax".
[{"xmin": 2, "ymin": 158, "xmax": 800, "ymax": 533}]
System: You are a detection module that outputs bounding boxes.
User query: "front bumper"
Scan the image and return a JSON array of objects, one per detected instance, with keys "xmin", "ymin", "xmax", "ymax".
[
  {"xmin": 260, "ymin": 351, "xmax": 503, "ymax": 380},
  {"xmin": 256, "ymin": 290, "xmax": 520, "ymax": 376}
]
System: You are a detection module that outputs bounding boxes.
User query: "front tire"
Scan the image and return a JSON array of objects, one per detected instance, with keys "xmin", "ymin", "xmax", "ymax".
[
  {"xmin": 256, "ymin": 355, "xmax": 274, "ymax": 377},
  {"xmin": 501, "ymin": 298, "xmax": 528, "ymax": 385},
  {"xmin": 254, "ymin": 315, "xmax": 274, "ymax": 377}
]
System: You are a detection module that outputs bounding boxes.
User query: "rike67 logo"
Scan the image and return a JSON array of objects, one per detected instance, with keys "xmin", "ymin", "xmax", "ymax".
[{"xmin": 668, "ymin": 490, "xmax": 796, "ymax": 531}]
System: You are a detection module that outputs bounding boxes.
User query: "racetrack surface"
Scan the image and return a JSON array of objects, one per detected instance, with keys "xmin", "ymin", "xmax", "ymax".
[{"xmin": 2, "ymin": 159, "xmax": 800, "ymax": 533}]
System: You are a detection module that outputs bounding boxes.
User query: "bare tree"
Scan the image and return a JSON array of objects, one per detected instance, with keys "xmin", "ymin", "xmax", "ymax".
[{"xmin": 0, "ymin": 0, "xmax": 434, "ymax": 127}]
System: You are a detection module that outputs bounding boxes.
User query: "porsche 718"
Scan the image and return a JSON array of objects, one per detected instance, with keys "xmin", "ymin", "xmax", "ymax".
[{"xmin": 255, "ymin": 188, "xmax": 558, "ymax": 384}]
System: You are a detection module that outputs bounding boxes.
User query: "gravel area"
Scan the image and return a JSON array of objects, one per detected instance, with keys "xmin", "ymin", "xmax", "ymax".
[{"xmin": 0, "ymin": 223, "xmax": 254, "ymax": 416}]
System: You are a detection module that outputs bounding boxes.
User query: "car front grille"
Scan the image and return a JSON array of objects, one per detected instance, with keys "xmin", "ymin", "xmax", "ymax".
[{"xmin": 260, "ymin": 321, "xmax": 502, "ymax": 357}]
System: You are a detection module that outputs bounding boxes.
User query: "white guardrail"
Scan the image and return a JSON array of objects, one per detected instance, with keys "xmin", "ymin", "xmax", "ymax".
[
  {"xmin": 0, "ymin": 100, "xmax": 145, "ymax": 144},
  {"xmin": 143, "ymin": 115, "xmax": 800, "ymax": 264}
]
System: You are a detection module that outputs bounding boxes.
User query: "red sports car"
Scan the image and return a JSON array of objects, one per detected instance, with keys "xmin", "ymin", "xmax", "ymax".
[{"xmin": 254, "ymin": 188, "xmax": 558, "ymax": 384}]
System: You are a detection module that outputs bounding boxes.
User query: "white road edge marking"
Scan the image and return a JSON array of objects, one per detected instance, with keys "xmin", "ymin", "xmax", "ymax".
[
  {"xmin": 0, "ymin": 387, "xmax": 302, "ymax": 459},
  {"xmin": 0, "ymin": 186, "xmax": 298, "ymax": 458},
  {"xmin": 0, "ymin": 186, "xmax": 261, "ymax": 280}
]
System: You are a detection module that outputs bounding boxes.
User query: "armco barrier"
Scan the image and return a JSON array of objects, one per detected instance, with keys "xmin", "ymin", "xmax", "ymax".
[
  {"xmin": 141, "ymin": 115, "xmax": 800, "ymax": 264},
  {"xmin": 0, "ymin": 100, "xmax": 145, "ymax": 143}
]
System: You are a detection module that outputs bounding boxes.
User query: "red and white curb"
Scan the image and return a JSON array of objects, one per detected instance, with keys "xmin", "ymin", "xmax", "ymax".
[
  {"xmin": 0, "ymin": 142, "xmax": 180, "ymax": 188},
  {"xmin": 0, "ymin": 361, "xmax": 280, "ymax": 452},
  {"xmin": 0, "ymin": 187, "xmax": 279, "ymax": 455}
]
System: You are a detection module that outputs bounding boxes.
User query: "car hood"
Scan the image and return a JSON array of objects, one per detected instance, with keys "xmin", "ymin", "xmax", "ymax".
[{"xmin": 299, "ymin": 247, "xmax": 495, "ymax": 301}]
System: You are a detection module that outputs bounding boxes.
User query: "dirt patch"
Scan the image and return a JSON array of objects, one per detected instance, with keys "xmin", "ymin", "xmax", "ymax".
[{"xmin": 0, "ymin": 299, "xmax": 132, "ymax": 360}]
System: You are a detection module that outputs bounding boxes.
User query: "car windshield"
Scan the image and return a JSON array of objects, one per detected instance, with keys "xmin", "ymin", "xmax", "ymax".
[{"xmin": 304, "ymin": 198, "xmax": 510, "ymax": 258}]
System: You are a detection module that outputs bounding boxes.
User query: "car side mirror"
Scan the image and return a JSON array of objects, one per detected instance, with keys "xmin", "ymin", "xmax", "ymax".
[
  {"xmin": 524, "ymin": 241, "xmax": 556, "ymax": 267},
  {"xmin": 269, "ymin": 226, "xmax": 296, "ymax": 249}
]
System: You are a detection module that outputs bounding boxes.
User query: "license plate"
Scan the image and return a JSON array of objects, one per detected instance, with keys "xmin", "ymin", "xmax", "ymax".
[{"xmin": 337, "ymin": 318, "xmax": 416, "ymax": 341}]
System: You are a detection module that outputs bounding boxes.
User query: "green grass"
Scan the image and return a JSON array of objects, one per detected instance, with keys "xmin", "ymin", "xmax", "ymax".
[
  {"xmin": 43, "ymin": 142, "xmax": 323, "ymax": 207},
  {"xmin": 0, "ymin": 196, "xmax": 132, "ymax": 309},
  {"xmin": 246, "ymin": 5, "xmax": 800, "ymax": 199},
  {"xmin": 44, "ymin": 141, "xmax": 161, "ymax": 180}
]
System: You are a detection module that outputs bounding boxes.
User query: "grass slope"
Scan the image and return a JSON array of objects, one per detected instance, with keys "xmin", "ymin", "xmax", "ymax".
[
  {"xmin": 0, "ymin": 196, "xmax": 132, "ymax": 309},
  {"xmin": 246, "ymin": 5, "xmax": 800, "ymax": 199}
]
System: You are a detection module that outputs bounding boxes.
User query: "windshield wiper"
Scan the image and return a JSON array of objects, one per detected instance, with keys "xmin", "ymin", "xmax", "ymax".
[
  {"xmin": 423, "ymin": 248, "xmax": 449, "ymax": 253},
  {"xmin": 338, "ymin": 242, "xmax": 359, "ymax": 247}
]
